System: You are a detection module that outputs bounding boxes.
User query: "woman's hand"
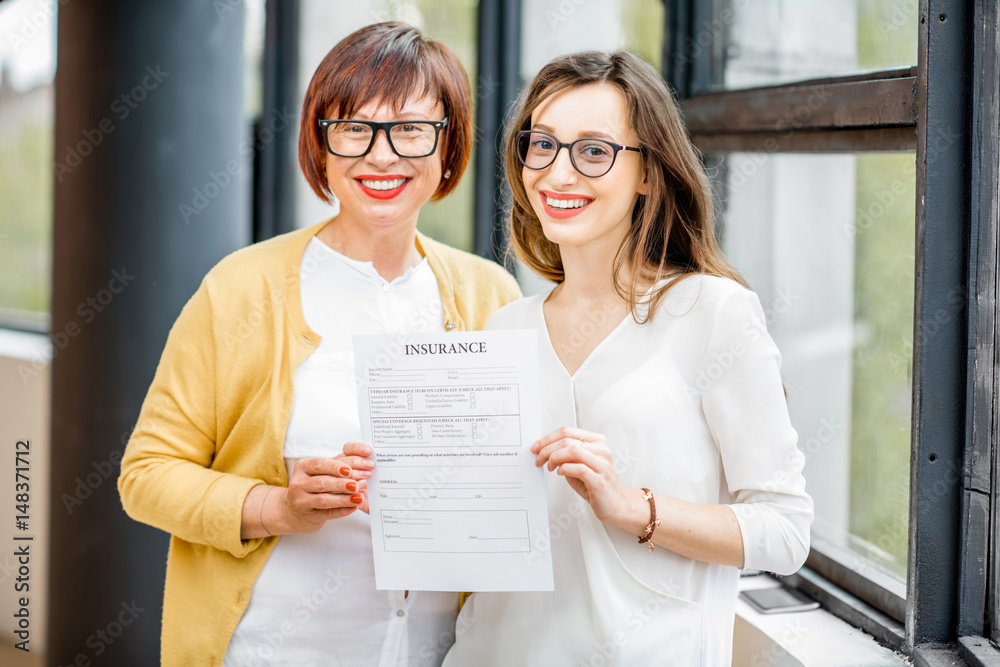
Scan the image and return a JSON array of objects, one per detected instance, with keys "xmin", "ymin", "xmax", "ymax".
[
  {"xmin": 334, "ymin": 441, "xmax": 375, "ymax": 514},
  {"xmin": 531, "ymin": 426, "xmax": 631, "ymax": 524},
  {"xmin": 260, "ymin": 442, "xmax": 374, "ymax": 536}
]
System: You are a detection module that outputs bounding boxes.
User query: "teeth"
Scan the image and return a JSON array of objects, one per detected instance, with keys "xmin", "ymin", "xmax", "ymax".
[
  {"xmin": 546, "ymin": 196, "xmax": 590, "ymax": 209},
  {"xmin": 360, "ymin": 178, "xmax": 407, "ymax": 190}
]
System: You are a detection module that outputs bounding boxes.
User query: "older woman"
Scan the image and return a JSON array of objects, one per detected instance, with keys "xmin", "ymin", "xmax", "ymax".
[{"xmin": 118, "ymin": 22, "xmax": 519, "ymax": 667}]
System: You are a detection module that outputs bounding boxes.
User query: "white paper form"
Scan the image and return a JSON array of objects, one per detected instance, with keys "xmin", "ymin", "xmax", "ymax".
[{"xmin": 353, "ymin": 330, "xmax": 553, "ymax": 592}]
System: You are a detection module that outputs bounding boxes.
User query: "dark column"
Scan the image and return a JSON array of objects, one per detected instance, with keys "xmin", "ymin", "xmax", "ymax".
[
  {"xmin": 473, "ymin": 0, "xmax": 521, "ymax": 266},
  {"xmin": 254, "ymin": 0, "xmax": 299, "ymax": 242},
  {"xmin": 48, "ymin": 2, "xmax": 248, "ymax": 665},
  {"xmin": 907, "ymin": 0, "xmax": 972, "ymax": 651}
]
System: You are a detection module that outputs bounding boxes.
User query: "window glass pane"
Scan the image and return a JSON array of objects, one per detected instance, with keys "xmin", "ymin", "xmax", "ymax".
[
  {"xmin": 408, "ymin": 0, "xmax": 477, "ymax": 253},
  {"xmin": 720, "ymin": 0, "xmax": 918, "ymax": 89},
  {"xmin": 243, "ymin": 0, "xmax": 266, "ymax": 120},
  {"xmin": 295, "ymin": 1, "xmax": 477, "ymax": 253},
  {"xmin": 0, "ymin": 0, "xmax": 56, "ymax": 330},
  {"xmin": 521, "ymin": 0, "xmax": 664, "ymax": 80},
  {"xmin": 716, "ymin": 151, "xmax": 914, "ymax": 581}
]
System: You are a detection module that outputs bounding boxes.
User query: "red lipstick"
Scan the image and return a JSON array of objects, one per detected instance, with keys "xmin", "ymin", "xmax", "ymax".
[
  {"xmin": 356, "ymin": 174, "xmax": 410, "ymax": 200},
  {"xmin": 539, "ymin": 190, "xmax": 594, "ymax": 219}
]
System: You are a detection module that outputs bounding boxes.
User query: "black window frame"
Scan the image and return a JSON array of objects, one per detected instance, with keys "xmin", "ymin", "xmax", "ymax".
[{"xmin": 662, "ymin": 0, "xmax": 1000, "ymax": 663}]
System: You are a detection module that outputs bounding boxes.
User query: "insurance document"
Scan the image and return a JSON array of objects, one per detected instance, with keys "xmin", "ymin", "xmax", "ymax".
[{"xmin": 353, "ymin": 330, "xmax": 553, "ymax": 592}]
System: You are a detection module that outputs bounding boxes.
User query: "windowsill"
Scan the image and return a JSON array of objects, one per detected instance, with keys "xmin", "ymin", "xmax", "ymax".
[
  {"xmin": 0, "ymin": 327, "xmax": 50, "ymax": 362},
  {"xmin": 734, "ymin": 574, "xmax": 908, "ymax": 666}
]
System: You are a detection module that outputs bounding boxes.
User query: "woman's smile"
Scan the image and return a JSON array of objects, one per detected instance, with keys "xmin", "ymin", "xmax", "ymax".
[
  {"xmin": 539, "ymin": 189, "xmax": 594, "ymax": 218},
  {"xmin": 356, "ymin": 174, "xmax": 411, "ymax": 199}
]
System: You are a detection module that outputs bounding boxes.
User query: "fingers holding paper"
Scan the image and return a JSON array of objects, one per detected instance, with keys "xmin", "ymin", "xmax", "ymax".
[
  {"xmin": 531, "ymin": 426, "xmax": 628, "ymax": 523},
  {"xmin": 283, "ymin": 453, "xmax": 370, "ymax": 530},
  {"xmin": 335, "ymin": 441, "xmax": 375, "ymax": 513}
]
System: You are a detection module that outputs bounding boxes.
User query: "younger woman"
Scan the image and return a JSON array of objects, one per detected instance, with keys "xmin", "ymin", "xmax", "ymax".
[{"xmin": 444, "ymin": 51, "xmax": 813, "ymax": 666}]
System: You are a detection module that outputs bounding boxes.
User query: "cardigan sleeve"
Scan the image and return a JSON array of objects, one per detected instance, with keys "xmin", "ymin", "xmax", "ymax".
[
  {"xmin": 118, "ymin": 280, "xmax": 267, "ymax": 559},
  {"xmin": 700, "ymin": 288, "xmax": 814, "ymax": 575}
]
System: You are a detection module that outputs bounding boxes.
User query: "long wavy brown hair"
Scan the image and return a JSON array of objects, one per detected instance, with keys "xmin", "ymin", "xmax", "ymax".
[{"xmin": 505, "ymin": 51, "xmax": 747, "ymax": 322}]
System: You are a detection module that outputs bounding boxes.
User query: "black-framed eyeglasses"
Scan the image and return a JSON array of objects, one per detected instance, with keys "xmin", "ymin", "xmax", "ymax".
[
  {"xmin": 318, "ymin": 118, "xmax": 448, "ymax": 158},
  {"xmin": 515, "ymin": 130, "xmax": 643, "ymax": 178}
]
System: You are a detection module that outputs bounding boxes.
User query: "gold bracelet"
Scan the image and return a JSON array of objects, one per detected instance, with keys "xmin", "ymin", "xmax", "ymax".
[
  {"xmin": 637, "ymin": 487, "xmax": 660, "ymax": 552},
  {"xmin": 260, "ymin": 486, "xmax": 275, "ymax": 537}
]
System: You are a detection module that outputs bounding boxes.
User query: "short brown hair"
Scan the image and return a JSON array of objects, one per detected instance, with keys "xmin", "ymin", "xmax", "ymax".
[
  {"xmin": 505, "ymin": 51, "xmax": 747, "ymax": 322},
  {"xmin": 299, "ymin": 22, "xmax": 472, "ymax": 202}
]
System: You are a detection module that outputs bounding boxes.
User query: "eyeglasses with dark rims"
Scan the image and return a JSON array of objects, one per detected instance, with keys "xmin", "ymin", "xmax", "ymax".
[
  {"xmin": 515, "ymin": 130, "xmax": 643, "ymax": 178},
  {"xmin": 319, "ymin": 118, "xmax": 448, "ymax": 158}
]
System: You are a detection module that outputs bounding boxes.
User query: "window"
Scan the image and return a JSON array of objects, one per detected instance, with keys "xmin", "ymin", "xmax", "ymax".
[
  {"xmin": 717, "ymin": 151, "xmax": 915, "ymax": 598},
  {"xmin": 0, "ymin": 0, "xmax": 57, "ymax": 332},
  {"xmin": 721, "ymin": 0, "xmax": 918, "ymax": 89},
  {"xmin": 521, "ymin": 0, "xmax": 664, "ymax": 78},
  {"xmin": 677, "ymin": 1, "xmax": 920, "ymax": 629},
  {"xmin": 670, "ymin": 0, "xmax": 1000, "ymax": 661}
]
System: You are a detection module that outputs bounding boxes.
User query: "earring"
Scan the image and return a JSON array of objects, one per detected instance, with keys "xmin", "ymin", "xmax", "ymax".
[{"xmin": 443, "ymin": 169, "xmax": 452, "ymax": 179}]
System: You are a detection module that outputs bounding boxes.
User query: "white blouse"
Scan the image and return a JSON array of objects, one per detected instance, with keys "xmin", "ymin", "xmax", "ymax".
[
  {"xmin": 224, "ymin": 238, "xmax": 456, "ymax": 667},
  {"xmin": 443, "ymin": 275, "xmax": 813, "ymax": 667}
]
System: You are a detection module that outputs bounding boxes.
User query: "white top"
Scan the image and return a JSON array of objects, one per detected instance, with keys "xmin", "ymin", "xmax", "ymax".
[
  {"xmin": 224, "ymin": 238, "xmax": 455, "ymax": 667},
  {"xmin": 444, "ymin": 275, "xmax": 813, "ymax": 667}
]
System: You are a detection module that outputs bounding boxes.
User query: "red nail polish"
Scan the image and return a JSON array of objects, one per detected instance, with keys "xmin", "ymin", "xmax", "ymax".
[
  {"xmin": 345, "ymin": 481, "xmax": 357, "ymax": 492},
  {"xmin": 339, "ymin": 466, "xmax": 351, "ymax": 476},
  {"xmin": 350, "ymin": 494, "xmax": 364, "ymax": 504}
]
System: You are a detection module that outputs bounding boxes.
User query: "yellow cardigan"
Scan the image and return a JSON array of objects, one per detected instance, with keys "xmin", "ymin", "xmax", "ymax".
[{"xmin": 118, "ymin": 220, "xmax": 521, "ymax": 667}]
